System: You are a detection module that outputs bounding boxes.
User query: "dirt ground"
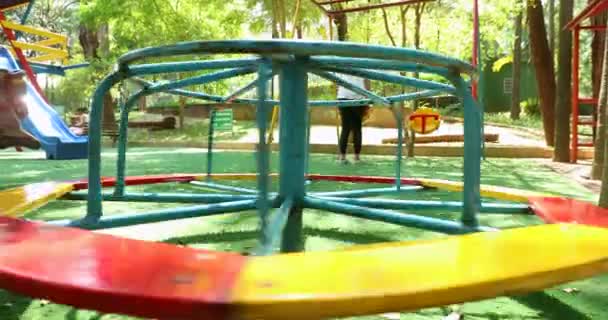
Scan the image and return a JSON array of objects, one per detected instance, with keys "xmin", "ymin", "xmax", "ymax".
[{"xmin": 237, "ymin": 121, "xmax": 546, "ymax": 146}]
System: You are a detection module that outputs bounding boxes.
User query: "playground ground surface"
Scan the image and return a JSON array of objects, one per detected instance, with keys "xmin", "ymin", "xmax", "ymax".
[{"xmin": 0, "ymin": 147, "xmax": 606, "ymax": 320}]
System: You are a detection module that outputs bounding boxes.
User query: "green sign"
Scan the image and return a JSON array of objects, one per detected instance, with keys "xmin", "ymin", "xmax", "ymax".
[{"xmin": 213, "ymin": 108, "xmax": 233, "ymax": 132}]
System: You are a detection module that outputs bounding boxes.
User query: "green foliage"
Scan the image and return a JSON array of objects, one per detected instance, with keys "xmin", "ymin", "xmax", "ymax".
[{"xmin": 521, "ymin": 98, "xmax": 540, "ymax": 117}]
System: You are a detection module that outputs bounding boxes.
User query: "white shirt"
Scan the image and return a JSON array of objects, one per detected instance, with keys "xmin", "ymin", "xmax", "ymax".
[{"xmin": 337, "ymin": 74, "xmax": 366, "ymax": 100}]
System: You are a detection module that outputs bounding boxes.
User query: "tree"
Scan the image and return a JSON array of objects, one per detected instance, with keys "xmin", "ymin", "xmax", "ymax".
[
  {"xmin": 527, "ymin": 0, "xmax": 556, "ymax": 146},
  {"xmin": 594, "ymin": 15, "xmax": 608, "ymax": 181},
  {"xmin": 511, "ymin": 4, "xmax": 523, "ymax": 120},
  {"xmin": 599, "ymin": 26, "xmax": 608, "ymax": 206},
  {"xmin": 553, "ymin": 0, "xmax": 574, "ymax": 162},
  {"xmin": 591, "ymin": 7, "xmax": 608, "ymax": 179}
]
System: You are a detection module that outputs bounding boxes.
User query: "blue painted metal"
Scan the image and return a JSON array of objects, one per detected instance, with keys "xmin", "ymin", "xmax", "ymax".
[
  {"xmin": 66, "ymin": 191, "xmax": 260, "ymax": 203},
  {"xmin": 190, "ymin": 181, "xmax": 258, "ymax": 194},
  {"xmin": 310, "ymin": 186, "xmax": 421, "ymax": 198},
  {"xmin": 448, "ymin": 74, "xmax": 481, "ymax": 228},
  {"xmin": 52, "ymin": 199, "xmax": 258, "ymax": 230},
  {"xmin": 224, "ymin": 70, "xmax": 274, "ymax": 102},
  {"xmin": 114, "ymin": 91, "xmax": 146, "ymax": 196},
  {"xmin": 128, "ymin": 58, "xmax": 261, "ymax": 76},
  {"xmin": 311, "ymin": 70, "xmax": 391, "ymax": 105},
  {"xmin": 319, "ymin": 66, "xmax": 456, "ymax": 93},
  {"xmin": 83, "ymin": 39, "xmax": 485, "ymax": 241},
  {"xmin": 146, "ymin": 67, "xmax": 256, "ymax": 93},
  {"xmin": 309, "ymin": 56, "xmax": 451, "ymax": 77},
  {"xmin": 256, "ymin": 61, "xmax": 272, "ymax": 248},
  {"xmin": 117, "ymin": 40, "xmax": 476, "ymax": 75},
  {"xmin": 393, "ymin": 105, "xmax": 404, "ymax": 190},
  {"xmin": 206, "ymin": 109, "xmax": 216, "ymax": 180},
  {"xmin": 278, "ymin": 56, "xmax": 309, "ymax": 252},
  {"xmin": 311, "ymin": 197, "xmax": 531, "ymax": 214},
  {"xmin": 304, "ymin": 196, "xmax": 493, "ymax": 234},
  {"xmin": 19, "ymin": 0, "xmax": 34, "ymax": 26},
  {"xmin": 257, "ymin": 197, "xmax": 293, "ymax": 255},
  {"xmin": 87, "ymin": 71, "xmax": 125, "ymax": 221}
]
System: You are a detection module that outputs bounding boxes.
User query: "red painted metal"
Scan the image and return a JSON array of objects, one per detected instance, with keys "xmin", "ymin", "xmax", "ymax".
[
  {"xmin": 566, "ymin": 0, "xmax": 608, "ymax": 30},
  {"xmin": 529, "ymin": 196, "xmax": 608, "ymax": 228},
  {"xmin": 327, "ymin": 0, "xmax": 433, "ymax": 15},
  {"xmin": 306, "ymin": 174, "xmax": 423, "ymax": 186},
  {"xmin": 317, "ymin": 0, "xmax": 353, "ymax": 6},
  {"xmin": 0, "ymin": 216, "xmax": 247, "ymax": 319},
  {"xmin": 0, "ymin": 11, "xmax": 47, "ymax": 102},
  {"xmin": 71, "ymin": 174, "xmax": 202, "ymax": 190},
  {"xmin": 579, "ymin": 25, "xmax": 607, "ymax": 30}
]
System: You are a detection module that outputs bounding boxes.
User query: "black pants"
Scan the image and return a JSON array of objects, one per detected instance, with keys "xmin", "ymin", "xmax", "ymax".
[{"xmin": 338, "ymin": 101, "xmax": 366, "ymax": 155}]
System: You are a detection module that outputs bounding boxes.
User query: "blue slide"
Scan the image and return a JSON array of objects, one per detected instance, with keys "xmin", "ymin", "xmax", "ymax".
[{"xmin": 0, "ymin": 47, "xmax": 87, "ymax": 160}]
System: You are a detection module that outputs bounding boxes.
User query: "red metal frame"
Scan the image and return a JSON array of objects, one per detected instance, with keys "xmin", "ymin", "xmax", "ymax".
[
  {"xmin": 0, "ymin": 10, "xmax": 47, "ymax": 102},
  {"xmin": 567, "ymin": 0, "xmax": 608, "ymax": 162}
]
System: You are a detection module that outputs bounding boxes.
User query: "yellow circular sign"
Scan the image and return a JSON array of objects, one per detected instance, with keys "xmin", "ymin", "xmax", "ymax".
[{"xmin": 408, "ymin": 107, "xmax": 441, "ymax": 134}]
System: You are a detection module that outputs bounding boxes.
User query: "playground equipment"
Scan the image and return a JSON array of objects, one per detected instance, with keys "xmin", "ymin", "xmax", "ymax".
[
  {"xmin": 1, "ymin": 40, "xmax": 608, "ymax": 319},
  {"xmin": 0, "ymin": 0, "xmax": 89, "ymax": 159},
  {"xmin": 567, "ymin": 0, "xmax": 608, "ymax": 163},
  {"xmin": 407, "ymin": 106, "xmax": 440, "ymax": 134}
]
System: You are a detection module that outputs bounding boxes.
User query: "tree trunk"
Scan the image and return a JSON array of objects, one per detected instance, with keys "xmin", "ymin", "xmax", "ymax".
[
  {"xmin": 334, "ymin": 12, "xmax": 348, "ymax": 41},
  {"xmin": 382, "ymin": 8, "xmax": 397, "ymax": 46},
  {"xmin": 553, "ymin": 0, "xmax": 574, "ymax": 162},
  {"xmin": 407, "ymin": 3, "xmax": 425, "ymax": 158},
  {"xmin": 511, "ymin": 6, "xmax": 523, "ymax": 120},
  {"xmin": 79, "ymin": 24, "xmax": 116, "ymax": 130},
  {"xmin": 592, "ymin": 17, "xmax": 608, "ymax": 180},
  {"xmin": 549, "ymin": 0, "xmax": 555, "ymax": 55},
  {"xmin": 591, "ymin": 4, "xmax": 607, "ymax": 98},
  {"xmin": 527, "ymin": 0, "xmax": 556, "ymax": 146}
]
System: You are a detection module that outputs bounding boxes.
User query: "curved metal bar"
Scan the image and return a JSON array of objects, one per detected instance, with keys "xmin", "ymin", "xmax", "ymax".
[
  {"xmin": 146, "ymin": 67, "xmax": 256, "ymax": 93},
  {"xmin": 128, "ymin": 57, "xmax": 261, "ymax": 76},
  {"xmin": 117, "ymin": 40, "xmax": 475, "ymax": 75},
  {"xmin": 309, "ymin": 56, "xmax": 451, "ymax": 76},
  {"xmin": 446, "ymin": 73, "xmax": 482, "ymax": 228},
  {"xmin": 87, "ymin": 71, "xmax": 126, "ymax": 221},
  {"xmin": 319, "ymin": 66, "xmax": 456, "ymax": 93},
  {"xmin": 224, "ymin": 69, "xmax": 275, "ymax": 102},
  {"xmin": 304, "ymin": 196, "xmax": 493, "ymax": 234},
  {"xmin": 311, "ymin": 70, "xmax": 391, "ymax": 106},
  {"xmin": 114, "ymin": 90, "xmax": 146, "ymax": 196}
]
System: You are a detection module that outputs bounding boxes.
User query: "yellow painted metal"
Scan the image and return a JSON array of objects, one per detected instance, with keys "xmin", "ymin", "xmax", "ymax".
[
  {"xmin": 232, "ymin": 224, "xmax": 608, "ymax": 320},
  {"xmin": 419, "ymin": 178, "xmax": 550, "ymax": 202},
  {"xmin": 1, "ymin": 20, "xmax": 68, "ymax": 64},
  {"xmin": 199, "ymin": 173, "xmax": 279, "ymax": 181},
  {"xmin": 267, "ymin": 106, "xmax": 280, "ymax": 144},
  {"xmin": 0, "ymin": 182, "xmax": 74, "ymax": 217},
  {"xmin": 12, "ymin": 41, "xmax": 67, "ymax": 57},
  {"xmin": 0, "ymin": 2, "xmax": 29, "ymax": 11},
  {"xmin": 0, "ymin": 20, "xmax": 66, "ymax": 41},
  {"xmin": 26, "ymin": 53, "xmax": 67, "ymax": 63}
]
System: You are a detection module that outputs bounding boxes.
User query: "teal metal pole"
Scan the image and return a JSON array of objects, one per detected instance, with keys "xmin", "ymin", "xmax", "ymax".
[
  {"xmin": 190, "ymin": 181, "xmax": 258, "ymax": 194},
  {"xmin": 256, "ymin": 61, "xmax": 272, "ymax": 248},
  {"xmin": 449, "ymin": 74, "xmax": 481, "ymax": 228},
  {"xmin": 304, "ymin": 196, "xmax": 492, "ymax": 234},
  {"xmin": 114, "ymin": 92, "xmax": 144, "ymax": 196},
  {"xmin": 87, "ymin": 72, "xmax": 124, "ymax": 221},
  {"xmin": 310, "ymin": 186, "xmax": 421, "ymax": 198},
  {"xmin": 53, "ymin": 199, "xmax": 258, "ymax": 230},
  {"xmin": 66, "ymin": 191, "xmax": 259, "ymax": 203},
  {"xmin": 257, "ymin": 197, "xmax": 293, "ymax": 255},
  {"xmin": 278, "ymin": 56, "xmax": 309, "ymax": 253},
  {"xmin": 311, "ymin": 196, "xmax": 531, "ymax": 214},
  {"xmin": 206, "ymin": 108, "xmax": 216, "ymax": 180},
  {"xmin": 393, "ymin": 105, "xmax": 404, "ymax": 190}
]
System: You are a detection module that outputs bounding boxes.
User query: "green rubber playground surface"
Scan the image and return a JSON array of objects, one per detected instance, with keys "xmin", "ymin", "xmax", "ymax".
[{"xmin": 0, "ymin": 147, "xmax": 606, "ymax": 320}]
